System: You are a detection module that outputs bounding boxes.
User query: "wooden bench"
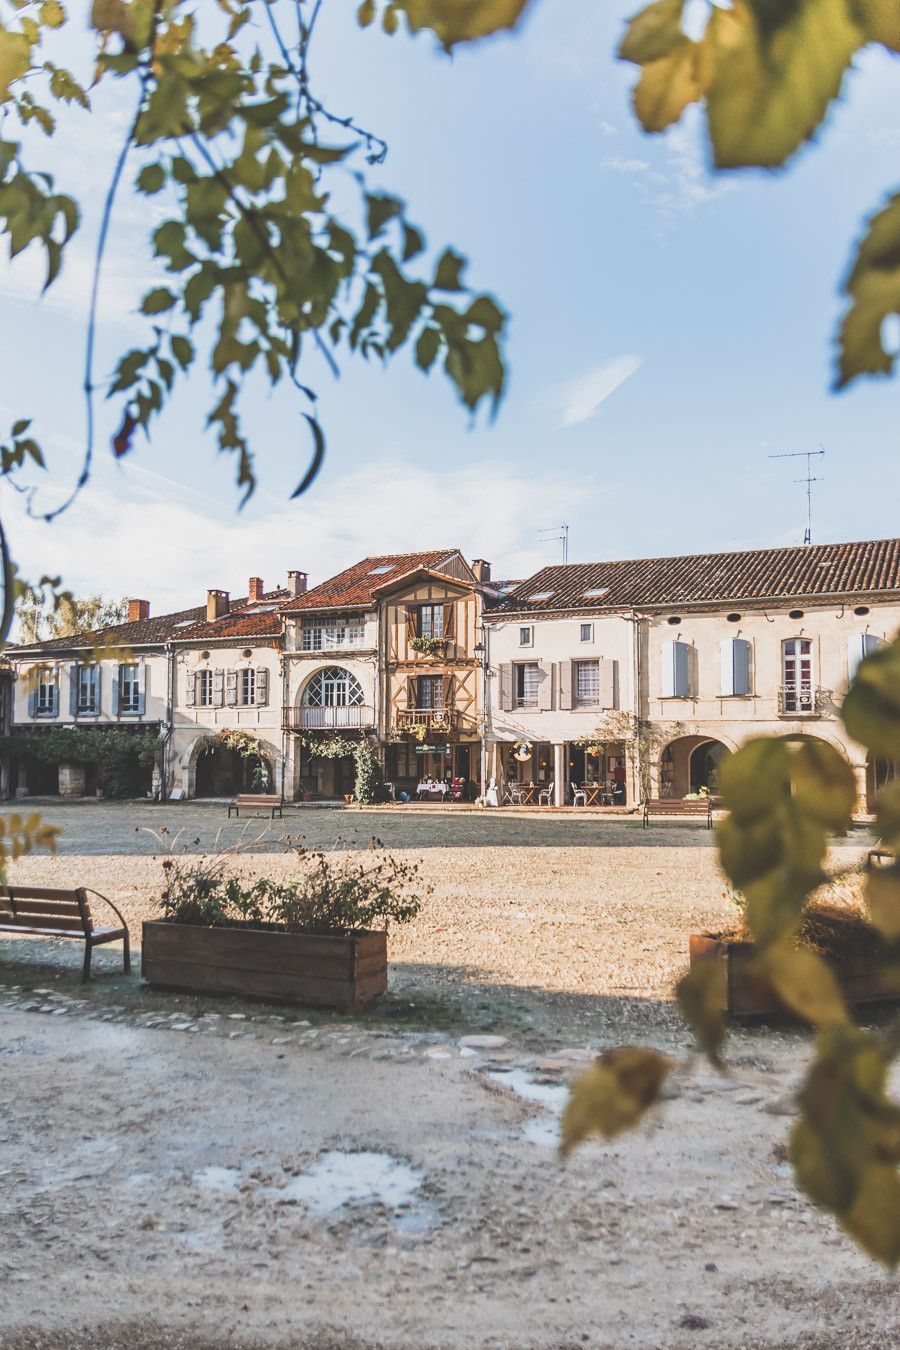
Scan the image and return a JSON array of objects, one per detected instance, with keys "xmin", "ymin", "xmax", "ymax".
[
  {"xmin": 643, "ymin": 798, "xmax": 714, "ymax": 828},
  {"xmin": 0, "ymin": 886, "xmax": 130, "ymax": 982},
  {"xmin": 227, "ymin": 793, "xmax": 284, "ymax": 819}
]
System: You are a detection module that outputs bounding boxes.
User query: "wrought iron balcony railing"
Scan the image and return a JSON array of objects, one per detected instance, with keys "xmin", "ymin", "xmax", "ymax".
[
  {"xmin": 777, "ymin": 685, "xmax": 824, "ymax": 717},
  {"xmin": 394, "ymin": 707, "xmax": 460, "ymax": 735},
  {"xmin": 284, "ymin": 704, "xmax": 374, "ymax": 731}
]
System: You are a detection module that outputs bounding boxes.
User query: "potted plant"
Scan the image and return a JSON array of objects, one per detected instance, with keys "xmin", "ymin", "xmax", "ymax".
[
  {"xmin": 689, "ymin": 886, "xmax": 898, "ymax": 1017},
  {"xmin": 142, "ymin": 848, "xmax": 425, "ymax": 1010},
  {"xmin": 410, "ymin": 635, "xmax": 446, "ymax": 657}
]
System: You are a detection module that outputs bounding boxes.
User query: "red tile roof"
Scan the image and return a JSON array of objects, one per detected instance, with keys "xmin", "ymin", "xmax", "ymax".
[
  {"xmin": 280, "ymin": 550, "xmax": 460, "ymax": 612},
  {"xmin": 493, "ymin": 538, "xmax": 900, "ymax": 615},
  {"xmin": 170, "ymin": 590, "xmax": 290, "ymax": 642}
]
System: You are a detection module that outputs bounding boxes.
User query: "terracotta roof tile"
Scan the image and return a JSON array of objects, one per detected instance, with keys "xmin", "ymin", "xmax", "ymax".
[
  {"xmin": 493, "ymin": 538, "xmax": 900, "ymax": 615},
  {"xmin": 280, "ymin": 550, "xmax": 458, "ymax": 612},
  {"xmin": 171, "ymin": 590, "xmax": 289, "ymax": 642}
]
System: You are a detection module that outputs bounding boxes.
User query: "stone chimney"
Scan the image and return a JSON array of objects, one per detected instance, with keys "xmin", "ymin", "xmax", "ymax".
[
  {"xmin": 206, "ymin": 589, "xmax": 230, "ymax": 622},
  {"xmin": 287, "ymin": 570, "xmax": 308, "ymax": 598},
  {"xmin": 472, "ymin": 559, "xmax": 492, "ymax": 584},
  {"xmin": 127, "ymin": 599, "xmax": 150, "ymax": 623},
  {"xmin": 248, "ymin": 576, "xmax": 264, "ymax": 602}
]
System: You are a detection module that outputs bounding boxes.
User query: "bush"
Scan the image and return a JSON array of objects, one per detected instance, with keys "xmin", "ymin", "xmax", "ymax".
[
  {"xmin": 160, "ymin": 848, "xmax": 425, "ymax": 934},
  {"xmin": 0, "ymin": 728, "xmax": 157, "ymax": 798}
]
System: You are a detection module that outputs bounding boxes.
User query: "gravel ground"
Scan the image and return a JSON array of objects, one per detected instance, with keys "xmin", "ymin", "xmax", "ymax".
[{"xmin": 1, "ymin": 804, "xmax": 893, "ymax": 1350}]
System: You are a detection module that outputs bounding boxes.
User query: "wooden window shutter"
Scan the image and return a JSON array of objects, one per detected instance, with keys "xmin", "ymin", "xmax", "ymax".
[
  {"xmin": 661, "ymin": 641, "xmax": 675, "ymax": 698},
  {"xmin": 137, "ymin": 663, "xmax": 148, "ymax": 715},
  {"xmin": 673, "ymin": 641, "xmax": 691, "ymax": 698},
  {"xmin": 27, "ymin": 684, "xmax": 36, "ymax": 718},
  {"xmin": 213, "ymin": 669, "xmax": 225, "ymax": 707},
  {"xmin": 557, "ymin": 660, "xmax": 573, "ymax": 710},
  {"xmin": 186, "ymin": 669, "xmax": 196, "ymax": 705},
  {"xmin": 848, "ymin": 633, "xmax": 882, "ymax": 684},
  {"xmin": 733, "ymin": 640, "xmax": 751, "ymax": 697},
  {"xmin": 498, "ymin": 663, "xmax": 513, "ymax": 712},
  {"xmin": 69, "ymin": 664, "xmax": 78, "ymax": 716},
  {"xmin": 406, "ymin": 676, "xmax": 416, "ymax": 710},
  {"xmin": 537, "ymin": 662, "xmax": 554, "ymax": 711},
  {"xmin": 256, "ymin": 666, "xmax": 269, "ymax": 705},
  {"xmin": 226, "ymin": 670, "xmax": 238, "ymax": 706},
  {"xmin": 720, "ymin": 638, "xmax": 735, "ymax": 697},
  {"xmin": 111, "ymin": 670, "xmax": 120, "ymax": 716},
  {"xmin": 598, "ymin": 658, "xmax": 617, "ymax": 708},
  {"xmin": 443, "ymin": 603, "xmax": 456, "ymax": 641},
  {"xmin": 95, "ymin": 665, "xmax": 102, "ymax": 715},
  {"xmin": 406, "ymin": 607, "xmax": 417, "ymax": 641},
  {"xmin": 442, "ymin": 674, "xmax": 454, "ymax": 709}
]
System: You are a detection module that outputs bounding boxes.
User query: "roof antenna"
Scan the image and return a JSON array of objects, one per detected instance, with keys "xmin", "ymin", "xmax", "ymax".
[
  {"xmin": 768, "ymin": 447, "xmax": 825, "ymax": 544},
  {"xmin": 538, "ymin": 523, "xmax": 569, "ymax": 563}
]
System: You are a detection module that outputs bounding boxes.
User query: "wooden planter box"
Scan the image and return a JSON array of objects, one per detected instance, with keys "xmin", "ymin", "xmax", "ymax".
[
  {"xmin": 689, "ymin": 933, "xmax": 898, "ymax": 1018},
  {"xmin": 141, "ymin": 920, "xmax": 387, "ymax": 1010}
]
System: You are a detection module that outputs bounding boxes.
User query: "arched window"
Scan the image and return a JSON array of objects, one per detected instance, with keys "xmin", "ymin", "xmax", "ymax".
[{"xmin": 303, "ymin": 667, "xmax": 365, "ymax": 708}]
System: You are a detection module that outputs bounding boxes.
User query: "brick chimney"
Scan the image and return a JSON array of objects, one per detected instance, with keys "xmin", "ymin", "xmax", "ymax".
[
  {"xmin": 248, "ymin": 576, "xmax": 264, "ymax": 602},
  {"xmin": 127, "ymin": 598, "xmax": 150, "ymax": 623},
  {"xmin": 287, "ymin": 570, "xmax": 308, "ymax": 597},
  {"xmin": 472, "ymin": 559, "xmax": 492, "ymax": 584},
  {"xmin": 206, "ymin": 589, "xmax": 230, "ymax": 622}
]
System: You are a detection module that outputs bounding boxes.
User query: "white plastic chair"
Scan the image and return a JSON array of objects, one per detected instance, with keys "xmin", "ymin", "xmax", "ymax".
[
  {"xmin": 508, "ymin": 784, "xmax": 526, "ymax": 806},
  {"xmin": 538, "ymin": 780, "xmax": 554, "ymax": 806},
  {"xmin": 571, "ymin": 781, "xmax": 587, "ymax": 807}
]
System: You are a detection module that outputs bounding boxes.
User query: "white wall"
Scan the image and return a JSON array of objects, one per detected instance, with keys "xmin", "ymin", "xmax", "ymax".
[{"xmin": 10, "ymin": 651, "xmax": 169, "ymax": 728}]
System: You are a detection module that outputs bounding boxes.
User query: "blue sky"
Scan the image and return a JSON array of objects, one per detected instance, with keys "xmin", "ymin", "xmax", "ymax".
[{"xmin": 2, "ymin": 1, "xmax": 900, "ymax": 612}]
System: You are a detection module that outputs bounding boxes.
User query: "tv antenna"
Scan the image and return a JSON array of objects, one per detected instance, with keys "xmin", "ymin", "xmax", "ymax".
[
  {"xmin": 768, "ymin": 447, "xmax": 825, "ymax": 545},
  {"xmin": 538, "ymin": 523, "xmax": 569, "ymax": 563}
]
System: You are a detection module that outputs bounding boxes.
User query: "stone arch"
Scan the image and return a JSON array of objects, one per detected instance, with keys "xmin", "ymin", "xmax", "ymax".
[
  {"xmin": 181, "ymin": 734, "xmax": 278, "ymax": 798},
  {"xmin": 658, "ymin": 735, "xmax": 734, "ymax": 799},
  {"xmin": 297, "ymin": 664, "xmax": 366, "ymax": 730}
]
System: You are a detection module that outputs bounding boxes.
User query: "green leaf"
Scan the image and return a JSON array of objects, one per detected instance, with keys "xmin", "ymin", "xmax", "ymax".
[
  {"xmin": 842, "ymin": 635, "xmax": 900, "ymax": 758},
  {"xmin": 561, "ymin": 1047, "xmax": 672, "ymax": 1154},
  {"xmin": 140, "ymin": 287, "xmax": 177, "ymax": 315},
  {"xmin": 865, "ymin": 866, "xmax": 900, "ymax": 941},
  {"xmin": 0, "ymin": 31, "xmax": 32, "ymax": 103},
  {"xmin": 136, "ymin": 162, "xmax": 166, "ymax": 194},
  {"xmin": 357, "ymin": 0, "xmax": 376, "ymax": 25},
  {"xmin": 394, "ymin": 0, "xmax": 531, "ymax": 49},
  {"xmin": 433, "ymin": 247, "xmax": 466, "ymax": 291},
  {"xmin": 835, "ymin": 192, "xmax": 900, "ymax": 389},
  {"xmin": 11, "ymin": 419, "xmax": 31, "ymax": 437},
  {"xmin": 757, "ymin": 942, "xmax": 848, "ymax": 1027},
  {"xmin": 851, "ymin": 0, "xmax": 900, "ymax": 50},
  {"xmin": 39, "ymin": 1, "xmax": 66, "ymax": 29},
  {"xmin": 675, "ymin": 960, "xmax": 726, "ymax": 1064},
  {"xmin": 402, "ymin": 222, "xmax": 425, "ymax": 262},
  {"xmin": 706, "ymin": 0, "xmax": 865, "ymax": 169},
  {"xmin": 170, "ymin": 334, "xmax": 194, "ymax": 370},
  {"xmin": 415, "ymin": 325, "xmax": 440, "ymax": 371},
  {"xmin": 366, "ymin": 193, "xmax": 403, "ymax": 241}
]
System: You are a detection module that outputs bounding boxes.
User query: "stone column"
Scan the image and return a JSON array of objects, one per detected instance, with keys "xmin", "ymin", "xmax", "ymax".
[
  {"xmin": 58, "ymin": 762, "xmax": 86, "ymax": 797},
  {"xmin": 553, "ymin": 743, "xmax": 566, "ymax": 807}
]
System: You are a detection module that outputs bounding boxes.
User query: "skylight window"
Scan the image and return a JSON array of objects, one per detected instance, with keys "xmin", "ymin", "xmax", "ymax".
[
  {"xmin": 529, "ymin": 590, "xmax": 555, "ymax": 602},
  {"xmin": 173, "ymin": 620, "xmax": 195, "ymax": 628},
  {"xmin": 369, "ymin": 565, "xmax": 394, "ymax": 575},
  {"xmin": 583, "ymin": 587, "xmax": 610, "ymax": 598}
]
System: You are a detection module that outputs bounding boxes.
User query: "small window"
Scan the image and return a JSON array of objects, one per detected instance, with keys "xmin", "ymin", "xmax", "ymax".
[
  {"xmin": 239, "ymin": 667, "xmax": 256, "ymax": 706},
  {"xmin": 583, "ymin": 587, "xmax": 609, "ymax": 599},
  {"xmin": 726, "ymin": 613, "xmax": 741, "ymax": 624},
  {"xmin": 368, "ymin": 564, "xmax": 393, "ymax": 575},
  {"xmin": 789, "ymin": 609, "xmax": 804, "ymax": 620},
  {"xmin": 118, "ymin": 664, "xmax": 141, "ymax": 714},
  {"xmin": 35, "ymin": 667, "xmax": 58, "ymax": 716},
  {"xmin": 854, "ymin": 606, "xmax": 870, "ymax": 617},
  {"xmin": 515, "ymin": 662, "xmax": 539, "ymax": 709},
  {"xmin": 579, "ymin": 622, "xmax": 593, "ymax": 643},
  {"xmin": 518, "ymin": 626, "xmax": 533, "ymax": 647},
  {"xmin": 529, "ymin": 590, "xmax": 555, "ymax": 602},
  {"xmin": 667, "ymin": 616, "xmax": 682, "ymax": 626},
  {"xmin": 575, "ymin": 660, "xmax": 600, "ymax": 707},
  {"xmin": 197, "ymin": 669, "xmax": 213, "ymax": 707},
  {"xmin": 77, "ymin": 664, "xmax": 99, "ymax": 714},
  {"xmin": 418, "ymin": 604, "xmax": 444, "ymax": 640}
]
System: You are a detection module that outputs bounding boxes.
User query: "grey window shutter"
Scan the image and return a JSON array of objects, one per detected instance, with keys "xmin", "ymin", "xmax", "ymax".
[
  {"xmin": 673, "ymin": 642, "xmax": 690, "ymax": 698},
  {"xmin": 27, "ymin": 685, "xmax": 36, "ymax": 718},
  {"xmin": 498, "ymin": 663, "xmax": 512, "ymax": 712},
  {"xmin": 732, "ymin": 640, "xmax": 751, "ymax": 697},
  {"xmin": 213, "ymin": 669, "xmax": 225, "ymax": 707},
  {"xmin": 226, "ymin": 670, "xmax": 238, "ymax": 706},
  {"xmin": 186, "ymin": 670, "xmax": 196, "ymax": 705},
  {"xmin": 720, "ymin": 638, "xmax": 735, "ymax": 696},
  {"xmin": 69, "ymin": 664, "xmax": 78, "ymax": 716},
  {"xmin": 111, "ymin": 670, "xmax": 120, "ymax": 715},
  {"xmin": 137, "ymin": 663, "xmax": 148, "ymax": 715},
  {"xmin": 50, "ymin": 682, "xmax": 59, "ymax": 717},
  {"xmin": 598, "ymin": 658, "xmax": 617, "ymax": 708},
  {"xmin": 95, "ymin": 665, "xmax": 102, "ymax": 715},
  {"xmin": 557, "ymin": 660, "xmax": 573, "ymax": 710},
  {"xmin": 537, "ymin": 662, "xmax": 554, "ymax": 711},
  {"xmin": 256, "ymin": 667, "xmax": 268, "ymax": 705}
]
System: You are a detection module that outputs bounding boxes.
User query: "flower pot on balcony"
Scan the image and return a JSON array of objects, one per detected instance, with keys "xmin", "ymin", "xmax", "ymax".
[{"xmin": 141, "ymin": 920, "xmax": 387, "ymax": 1010}]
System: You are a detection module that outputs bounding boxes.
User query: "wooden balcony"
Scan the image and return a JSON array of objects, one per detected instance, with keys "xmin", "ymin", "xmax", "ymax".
[
  {"xmin": 284, "ymin": 704, "xmax": 374, "ymax": 731},
  {"xmin": 394, "ymin": 707, "xmax": 460, "ymax": 737}
]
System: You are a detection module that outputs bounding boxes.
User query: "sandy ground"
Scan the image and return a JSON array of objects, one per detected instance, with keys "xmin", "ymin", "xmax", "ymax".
[{"xmin": 1, "ymin": 803, "xmax": 896, "ymax": 1349}]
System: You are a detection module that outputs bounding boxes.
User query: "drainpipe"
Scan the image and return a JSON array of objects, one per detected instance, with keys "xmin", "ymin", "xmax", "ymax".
[
  {"xmin": 628, "ymin": 611, "xmax": 643, "ymax": 805},
  {"xmin": 160, "ymin": 642, "xmax": 175, "ymax": 801}
]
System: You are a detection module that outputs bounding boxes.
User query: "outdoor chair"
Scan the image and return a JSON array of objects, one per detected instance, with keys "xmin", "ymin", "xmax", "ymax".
[
  {"xmin": 507, "ymin": 784, "xmax": 526, "ymax": 805},
  {"xmin": 570, "ymin": 782, "xmax": 587, "ymax": 807},
  {"xmin": 538, "ymin": 781, "xmax": 554, "ymax": 806}
]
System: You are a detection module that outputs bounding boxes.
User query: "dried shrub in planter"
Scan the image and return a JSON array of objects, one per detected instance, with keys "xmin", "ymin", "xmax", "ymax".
[{"xmin": 160, "ymin": 848, "xmax": 425, "ymax": 935}]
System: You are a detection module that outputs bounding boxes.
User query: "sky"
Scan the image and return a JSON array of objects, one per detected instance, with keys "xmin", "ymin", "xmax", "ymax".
[{"xmin": 2, "ymin": 1, "xmax": 900, "ymax": 616}]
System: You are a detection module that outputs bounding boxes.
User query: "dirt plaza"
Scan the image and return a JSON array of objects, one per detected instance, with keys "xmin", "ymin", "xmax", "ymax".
[{"xmin": 1, "ymin": 802, "xmax": 897, "ymax": 1350}]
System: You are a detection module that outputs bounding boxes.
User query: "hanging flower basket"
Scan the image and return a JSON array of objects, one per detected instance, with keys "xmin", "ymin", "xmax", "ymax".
[{"xmin": 410, "ymin": 635, "xmax": 447, "ymax": 657}]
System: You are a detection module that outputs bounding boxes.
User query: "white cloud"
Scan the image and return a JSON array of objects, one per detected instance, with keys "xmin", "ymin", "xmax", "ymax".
[
  {"xmin": 600, "ymin": 155, "xmax": 652, "ymax": 174},
  {"xmin": 558, "ymin": 356, "xmax": 642, "ymax": 428},
  {"xmin": 598, "ymin": 112, "xmax": 738, "ymax": 227},
  {"xmin": 4, "ymin": 455, "xmax": 600, "ymax": 614}
]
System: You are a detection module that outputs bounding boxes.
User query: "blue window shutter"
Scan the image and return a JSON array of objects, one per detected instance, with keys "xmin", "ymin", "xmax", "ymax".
[
  {"xmin": 111, "ymin": 669, "xmax": 120, "ymax": 716},
  {"xmin": 27, "ymin": 686, "xmax": 36, "ymax": 718},
  {"xmin": 137, "ymin": 663, "xmax": 147, "ymax": 716},
  {"xmin": 69, "ymin": 664, "xmax": 79, "ymax": 716},
  {"xmin": 733, "ymin": 639, "xmax": 751, "ymax": 696},
  {"xmin": 50, "ymin": 683, "xmax": 59, "ymax": 718},
  {"xmin": 673, "ymin": 641, "xmax": 690, "ymax": 698},
  {"xmin": 95, "ymin": 665, "xmax": 102, "ymax": 715}
]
